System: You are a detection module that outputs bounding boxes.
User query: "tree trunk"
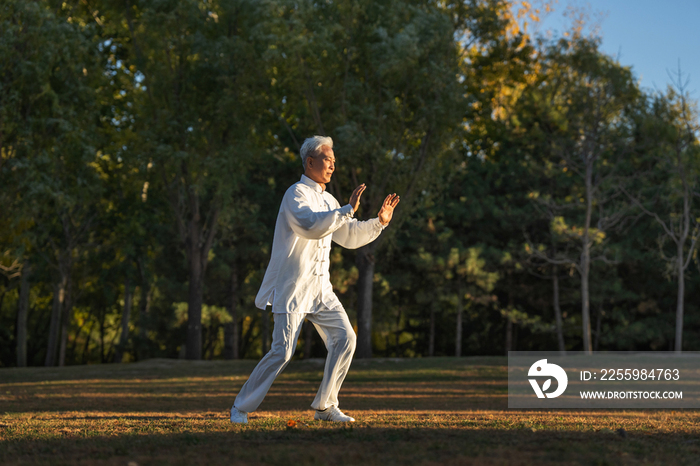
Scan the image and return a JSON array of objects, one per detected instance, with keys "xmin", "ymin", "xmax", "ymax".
[
  {"xmin": 261, "ymin": 308, "xmax": 270, "ymax": 355},
  {"xmin": 594, "ymin": 305, "xmax": 602, "ymax": 352},
  {"xmin": 68, "ymin": 317, "xmax": 87, "ymax": 362},
  {"xmin": 186, "ymin": 244, "xmax": 203, "ymax": 360},
  {"xmin": 224, "ymin": 323, "xmax": 234, "ymax": 359},
  {"xmin": 45, "ymin": 281, "xmax": 64, "ymax": 366},
  {"xmin": 581, "ymin": 162, "xmax": 593, "ymax": 354},
  {"xmin": 304, "ymin": 319, "xmax": 314, "ymax": 358},
  {"xmin": 395, "ymin": 306, "xmax": 402, "ymax": 357},
  {"xmin": 428, "ymin": 303, "xmax": 435, "ymax": 357},
  {"xmin": 355, "ymin": 244, "xmax": 375, "ymax": 358},
  {"xmin": 16, "ymin": 261, "xmax": 30, "ymax": 367},
  {"xmin": 175, "ymin": 175, "xmax": 219, "ymax": 360},
  {"xmin": 455, "ymin": 288, "xmax": 463, "ymax": 357},
  {"xmin": 58, "ymin": 266, "xmax": 73, "ymax": 367},
  {"xmin": 240, "ymin": 312, "xmax": 257, "ymax": 358},
  {"xmin": 137, "ymin": 257, "xmax": 151, "ymax": 341},
  {"xmin": 224, "ymin": 263, "xmax": 239, "ymax": 359},
  {"xmin": 231, "ymin": 265, "xmax": 239, "ymax": 359},
  {"xmin": 106, "ymin": 329, "xmax": 119, "ymax": 362},
  {"xmin": 204, "ymin": 324, "xmax": 216, "ymax": 360},
  {"xmin": 580, "ymin": 253, "xmax": 592, "ymax": 353},
  {"xmin": 675, "ymin": 244, "xmax": 685, "ymax": 353},
  {"xmin": 0, "ymin": 288, "xmax": 5, "ymax": 318},
  {"xmin": 552, "ymin": 267, "xmax": 565, "ymax": 354},
  {"xmin": 82, "ymin": 318, "xmax": 96, "ymax": 364},
  {"xmin": 114, "ymin": 276, "xmax": 133, "ymax": 363},
  {"xmin": 100, "ymin": 308, "xmax": 106, "ymax": 363},
  {"xmin": 505, "ymin": 318, "xmax": 513, "ymax": 355}
]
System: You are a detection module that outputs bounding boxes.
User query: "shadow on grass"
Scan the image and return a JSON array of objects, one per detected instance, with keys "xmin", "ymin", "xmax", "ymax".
[
  {"xmin": 30, "ymin": 415, "xmax": 203, "ymax": 421},
  {"xmin": 1, "ymin": 424, "xmax": 699, "ymax": 466},
  {"xmin": 1, "ymin": 358, "xmax": 699, "ymax": 465},
  {"xmin": 0, "ymin": 392, "xmax": 508, "ymax": 415},
  {"xmin": 0, "ymin": 357, "xmax": 507, "ymax": 384},
  {"xmin": 0, "ymin": 357, "xmax": 509, "ymax": 414}
]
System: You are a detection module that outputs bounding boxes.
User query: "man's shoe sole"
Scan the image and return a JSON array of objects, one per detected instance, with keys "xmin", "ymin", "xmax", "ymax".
[{"xmin": 314, "ymin": 413, "xmax": 355, "ymax": 422}]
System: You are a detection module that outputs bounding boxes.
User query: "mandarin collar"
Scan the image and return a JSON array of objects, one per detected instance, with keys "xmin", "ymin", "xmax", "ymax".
[{"xmin": 300, "ymin": 174, "xmax": 325, "ymax": 193}]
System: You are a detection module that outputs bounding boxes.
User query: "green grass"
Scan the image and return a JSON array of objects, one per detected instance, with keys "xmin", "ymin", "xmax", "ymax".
[{"xmin": 1, "ymin": 357, "xmax": 699, "ymax": 465}]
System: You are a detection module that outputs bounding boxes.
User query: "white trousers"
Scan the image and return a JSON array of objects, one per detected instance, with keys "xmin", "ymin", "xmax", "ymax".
[{"xmin": 234, "ymin": 304, "xmax": 356, "ymax": 413}]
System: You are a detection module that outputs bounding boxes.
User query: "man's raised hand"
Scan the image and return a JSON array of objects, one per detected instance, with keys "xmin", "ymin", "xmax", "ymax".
[
  {"xmin": 349, "ymin": 183, "xmax": 366, "ymax": 213},
  {"xmin": 378, "ymin": 193, "xmax": 400, "ymax": 226}
]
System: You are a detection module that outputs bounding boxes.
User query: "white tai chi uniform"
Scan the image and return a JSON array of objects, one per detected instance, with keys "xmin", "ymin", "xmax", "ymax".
[{"xmin": 234, "ymin": 174, "xmax": 386, "ymax": 413}]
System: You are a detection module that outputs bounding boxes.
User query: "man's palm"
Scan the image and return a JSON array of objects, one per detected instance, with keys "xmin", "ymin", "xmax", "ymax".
[
  {"xmin": 349, "ymin": 184, "xmax": 366, "ymax": 212},
  {"xmin": 378, "ymin": 193, "xmax": 400, "ymax": 225}
]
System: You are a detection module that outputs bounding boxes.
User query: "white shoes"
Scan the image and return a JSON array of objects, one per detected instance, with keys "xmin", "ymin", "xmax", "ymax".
[
  {"xmin": 230, "ymin": 406, "xmax": 248, "ymax": 424},
  {"xmin": 231, "ymin": 404, "xmax": 354, "ymax": 424},
  {"xmin": 314, "ymin": 406, "xmax": 355, "ymax": 422}
]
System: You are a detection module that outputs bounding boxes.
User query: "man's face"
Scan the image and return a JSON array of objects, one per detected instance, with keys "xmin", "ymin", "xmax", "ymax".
[{"xmin": 306, "ymin": 146, "xmax": 336, "ymax": 184}]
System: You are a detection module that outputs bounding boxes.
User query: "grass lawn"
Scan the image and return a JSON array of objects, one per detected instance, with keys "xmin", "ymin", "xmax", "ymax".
[{"xmin": 1, "ymin": 357, "xmax": 698, "ymax": 465}]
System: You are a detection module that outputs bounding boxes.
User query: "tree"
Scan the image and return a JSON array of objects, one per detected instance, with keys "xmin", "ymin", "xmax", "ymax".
[
  {"xmin": 518, "ymin": 38, "xmax": 640, "ymax": 352},
  {"xmin": 622, "ymin": 79, "xmax": 700, "ymax": 352},
  {"xmin": 0, "ymin": 0, "xmax": 106, "ymax": 366},
  {"xmin": 263, "ymin": 0, "xmax": 493, "ymax": 357},
  {"xmin": 98, "ymin": 0, "xmax": 271, "ymax": 359},
  {"xmin": 452, "ymin": 248, "xmax": 499, "ymax": 356},
  {"xmin": 15, "ymin": 261, "xmax": 31, "ymax": 367}
]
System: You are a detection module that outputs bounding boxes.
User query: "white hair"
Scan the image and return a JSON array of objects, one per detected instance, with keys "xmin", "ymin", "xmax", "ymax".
[{"xmin": 300, "ymin": 135, "xmax": 333, "ymax": 169}]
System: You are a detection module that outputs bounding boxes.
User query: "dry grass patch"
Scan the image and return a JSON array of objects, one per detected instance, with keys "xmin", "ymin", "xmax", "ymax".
[{"xmin": 1, "ymin": 357, "xmax": 699, "ymax": 465}]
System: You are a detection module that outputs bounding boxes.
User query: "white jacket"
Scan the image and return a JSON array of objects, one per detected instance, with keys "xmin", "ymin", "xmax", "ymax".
[{"xmin": 255, "ymin": 174, "xmax": 386, "ymax": 313}]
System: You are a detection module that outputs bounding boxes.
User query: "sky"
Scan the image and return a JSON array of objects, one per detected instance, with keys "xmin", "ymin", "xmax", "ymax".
[{"xmin": 537, "ymin": 0, "xmax": 700, "ymax": 95}]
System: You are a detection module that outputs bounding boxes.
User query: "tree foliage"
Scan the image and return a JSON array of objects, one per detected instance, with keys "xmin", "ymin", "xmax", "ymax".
[{"xmin": 1, "ymin": 0, "xmax": 700, "ymax": 366}]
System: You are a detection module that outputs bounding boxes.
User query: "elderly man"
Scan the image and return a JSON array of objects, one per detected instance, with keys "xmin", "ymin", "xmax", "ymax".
[{"xmin": 230, "ymin": 135, "xmax": 399, "ymax": 424}]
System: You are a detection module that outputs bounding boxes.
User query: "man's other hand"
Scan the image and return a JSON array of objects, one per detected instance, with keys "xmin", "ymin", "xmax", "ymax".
[
  {"xmin": 378, "ymin": 193, "xmax": 400, "ymax": 226},
  {"xmin": 349, "ymin": 183, "xmax": 366, "ymax": 213}
]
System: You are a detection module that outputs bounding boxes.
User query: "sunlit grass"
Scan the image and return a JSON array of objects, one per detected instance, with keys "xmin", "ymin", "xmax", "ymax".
[{"xmin": 1, "ymin": 357, "xmax": 699, "ymax": 465}]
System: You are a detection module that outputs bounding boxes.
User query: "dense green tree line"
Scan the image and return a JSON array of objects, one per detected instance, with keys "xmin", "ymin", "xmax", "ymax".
[{"xmin": 1, "ymin": 0, "xmax": 698, "ymax": 367}]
